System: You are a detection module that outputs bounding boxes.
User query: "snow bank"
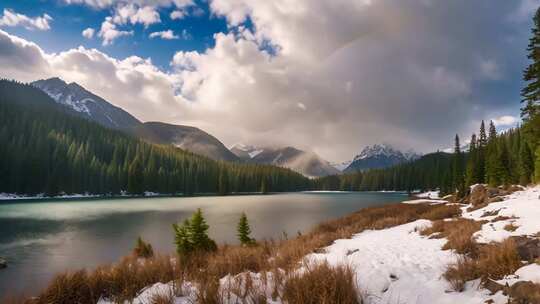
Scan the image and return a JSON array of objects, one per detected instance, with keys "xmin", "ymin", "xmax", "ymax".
[
  {"xmin": 401, "ymin": 198, "xmax": 446, "ymax": 205},
  {"xmin": 307, "ymin": 220, "xmax": 506, "ymax": 304},
  {"xmin": 462, "ymin": 185, "xmax": 540, "ymax": 243},
  {"xmin": 415, "ymin": 190, "xmax": 441, "ymax": 199}
]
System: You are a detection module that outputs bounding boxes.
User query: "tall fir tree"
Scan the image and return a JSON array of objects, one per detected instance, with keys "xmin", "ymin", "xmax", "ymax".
[
  {"xmin": 522, "ymin": 7, "xmax": 540, "ymax": 112},
  {"xmin": 237, "ymin": 212, "xmax": 255, "ymax": 246},
  {"xmin": 465, "ymin": 133, "xmax": 478, "ymax": 186},
  {"xmin": 477, "ymin": 120, "xmax": 487, "ymax": 183},
  {"xmin": 453, "ymin": 134, "xmax": 465, "ymax": 197}
]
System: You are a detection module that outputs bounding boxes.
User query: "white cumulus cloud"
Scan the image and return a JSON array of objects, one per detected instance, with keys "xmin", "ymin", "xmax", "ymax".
[
  {"xmin": 149, "ymin": 30, "xmax": 179, "ymax": 40},
  {"xmin": 82, "ymin": 28, "xmax": 95, "ymax": 39},
  {"xmin": 0, "ymin": 9, "xmax": 52, "ymax": 31},
  {"xmin": 98, "ymin": 17, "xmax": 133, "ymax": 46}
]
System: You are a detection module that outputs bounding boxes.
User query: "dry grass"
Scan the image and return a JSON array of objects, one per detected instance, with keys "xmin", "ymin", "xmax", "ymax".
[
  {"xmin": 150, "ymin": 290, "xmax": 175, "ymax": 304},
  {"xmin": 504, "ymin": 222, "xmax": 519, "ymax": 232},
  {"xmin": 34, "ymin": 254, "xmax": 179, "ymax": 304},
  {"xmin": 444, "ymin": 239, "xmax": 522, "ymax": 292},
  {"xmin": 508, "ymin": 281, "xmax": 540, "ymax": 304},
  {"xmin": 282, "ymin": 262, "xmax": 359, "ymax": 304},
  {"xmin": 420, "ymin": 218, "xmax": 484, "ymax": 255},
  {"xmin": 17, "ymin": 202, "xmax": 460, "ymax": 303}
]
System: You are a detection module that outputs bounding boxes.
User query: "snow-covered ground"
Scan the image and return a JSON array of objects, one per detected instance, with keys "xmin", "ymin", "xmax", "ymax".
[
  {"xmin": 99, "ymin": 186, "xmax": 540, "ymax": 304},
  {"xmin": 462, "ymin": 185, "xmax": 540, "ymax": 243},
  {"xmin": 414, "ymin": 190, "xmax": 441, "ymax": 199},
  {"xmin": 308, "ymin": 220, "xmax": 506, "ymax": 304}
]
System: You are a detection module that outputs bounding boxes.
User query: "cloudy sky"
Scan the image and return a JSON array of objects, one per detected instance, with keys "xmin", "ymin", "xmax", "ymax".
[{"xmin": 0, "ymin": 0, "xmax": 537, "ymax": 162}]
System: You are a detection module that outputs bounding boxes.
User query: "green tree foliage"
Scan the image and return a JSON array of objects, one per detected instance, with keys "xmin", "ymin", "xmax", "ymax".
[
  {"xmin": 519, "ymin": 142, "xmax": 534, "ymax": 185},
  {"xmin": 173, "ymin": 209, "xmax": 216, "ymax": 256},
  {"xmin": 173, "ymin": 219, "xmax": 193, "ymax": 256},
  {"xmin": 453, "ymin": 134, "xmax": 465, "ymax": 197},
  {"xmin": 522, "ymin": 7, "xmax": 540, "ymax": 149},
  {"xmin": 133, "ymin": 236, "xmax": 154, "ymax": 258},
  {"xmin": 237, "ymin": 212, "xmax": 255, "ymax": 246},
  {"xmin": 0, "ymin": 80, "xmax": 311, "ymax": 196},
  {"xmin": 465, "ymin": 133, "xmax": 478, "ymax": 186},
  {"xmin": 535, "ymin": 146, "xmax": 540, "ymax": 183}
]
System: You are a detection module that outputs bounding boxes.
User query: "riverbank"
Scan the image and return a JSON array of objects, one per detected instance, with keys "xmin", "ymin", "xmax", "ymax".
[{"xmin": 5, "ymin": 185, "xmax": 539, "ymax": 303}]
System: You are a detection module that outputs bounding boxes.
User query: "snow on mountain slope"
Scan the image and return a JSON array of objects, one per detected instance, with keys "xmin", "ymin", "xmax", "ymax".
[
  {"xmin": 344, "ymin": 143, "xmax": 421, "ymax": 172},
  {"xmin": 32, "ymin": 77, "xmax": 141, "ymax": 130}
]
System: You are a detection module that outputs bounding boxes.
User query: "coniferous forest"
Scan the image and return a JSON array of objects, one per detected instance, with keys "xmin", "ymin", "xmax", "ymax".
[{"xmin": 0, "ymin": 80, "xmax": 311, "ymax": 196}]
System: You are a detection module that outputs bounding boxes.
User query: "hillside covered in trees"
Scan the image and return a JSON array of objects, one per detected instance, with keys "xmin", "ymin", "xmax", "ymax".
[{"xmin": 0, "ymin": 80, "xmax": 311, "ymax": 196}]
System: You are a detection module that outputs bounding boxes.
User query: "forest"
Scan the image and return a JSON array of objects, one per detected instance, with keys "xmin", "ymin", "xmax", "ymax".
[{"xmin": 0, "ymin": 80, "xmax": 311, "ymax": 196}]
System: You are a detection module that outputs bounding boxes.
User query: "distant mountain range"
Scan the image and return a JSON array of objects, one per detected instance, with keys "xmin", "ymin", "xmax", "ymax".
[
  {"xmin": 343, "ymin": 144, "xmax": 421, "ymax": 173},
  {"xmin": 30, "ymin": 77, "xmax": 419, "ymax": 177},
  {"xmin": 230, "ymin": 144, "xmax": 340, "ymax": 177}
]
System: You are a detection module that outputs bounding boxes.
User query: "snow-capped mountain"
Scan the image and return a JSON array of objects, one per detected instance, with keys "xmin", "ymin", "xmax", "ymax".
[
  {"xmin": 230, "ymin": 144, "xmax": 340, "ymax": 177},
  {"xmin": 32, "ymin": 77, "xmax": 140, "ymax": 130},
  {"xmin": 344, "ymin": 144, "xmax": 421, "ymax": 172},
  {"xmin": 331, "ymin": 160, "xmax": 352, "ymax": 172},
  {"xmin": 32, "ymin": 77, "xmax": 239, "ymax": 161}
]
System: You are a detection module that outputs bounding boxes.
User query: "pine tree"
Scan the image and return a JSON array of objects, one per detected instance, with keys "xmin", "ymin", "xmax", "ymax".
[
  {"xmin": 488, "ymin": 121, "xmax": 497, "ymax": 143},
  {"xmin": 522, "ymin": 7, "xmax": 540, "ymax": 123},
  {"xmin": 475, "ymin": 121, "xmax": 487, "ymax": 183},
  {"xmin": 133, "ymin": 236, "xmax": 154, "ymax": 258},
  {"xmin": 237, "ymin": 212, "xmax": 255, "ymax": 246},
  {"xmin": 173, "ymin": 219, "xmax": 193, "ymax": 256},
  {"xmin": 453, "ymin": 134, "xmax": 465, "ymax": 197},
  {"xmin": 465, "ymin": 133, "xmax": 478, "ymax": 186},
  {"xmin": 188, "ymin": 208, "xmax": 217, "ymax": 252}
]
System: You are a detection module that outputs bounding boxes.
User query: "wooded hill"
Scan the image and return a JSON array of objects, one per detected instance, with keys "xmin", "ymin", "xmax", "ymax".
[{"xmin": 0, "ymin": 80, "xmax": 311, "ymax": 196}]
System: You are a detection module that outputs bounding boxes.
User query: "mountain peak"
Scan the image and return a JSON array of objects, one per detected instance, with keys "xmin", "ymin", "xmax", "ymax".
[
  {"xmin": 344, "ymin": 144, "xmax": 421, "ymax": 172},
  {"xmin": 32, "ymin": 76, "xmax": 141, "ymax": 130}
]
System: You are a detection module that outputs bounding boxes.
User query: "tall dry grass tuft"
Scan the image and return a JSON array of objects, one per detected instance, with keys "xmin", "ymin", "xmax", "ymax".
[
  {"xmin": 34, "ymin": 254, "xmax": 179, "ymax": 304},
  {"xmin": 420, "ymin": 218, "xmax": 484, "ymax": 255},
  {"xmin": 282, "ymin": 262, "xmax": 360, "ymax": 304},
  {"xmin": 444, "ymin": 239, "xmax": 522, "ymax": 291}
]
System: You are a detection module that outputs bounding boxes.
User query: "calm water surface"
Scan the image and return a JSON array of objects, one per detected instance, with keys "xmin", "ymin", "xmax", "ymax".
[{"xmin": 0, "ymin": 192, "xmax": 406, "ymax": 295}]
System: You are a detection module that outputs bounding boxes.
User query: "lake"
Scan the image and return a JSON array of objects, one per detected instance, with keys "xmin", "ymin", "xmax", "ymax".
[{"xmin": 0, "ymin": 191, "xmax": 407, "ymax": 295}]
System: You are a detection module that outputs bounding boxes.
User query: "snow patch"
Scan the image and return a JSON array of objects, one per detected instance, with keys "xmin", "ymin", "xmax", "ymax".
[{"xmin": 462, "ymin": 185, "xmax": 540, "ymax": 243}]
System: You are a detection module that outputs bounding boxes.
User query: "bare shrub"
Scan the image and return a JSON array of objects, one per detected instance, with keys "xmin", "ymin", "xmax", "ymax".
[{"xmin": 282, "ymin": 262, "xmax": 359, "ymax": 304}]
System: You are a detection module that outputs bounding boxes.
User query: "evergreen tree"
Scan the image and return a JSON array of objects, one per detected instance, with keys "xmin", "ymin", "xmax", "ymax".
[
  {"xmin": 477, "ymin": 121, "xmax": 487, "ymax": 183},
  {"xmin": 465, "ymin": 133, "xmax": 478, "ymax": 186},
  {"xmin": 237, "ymin": 212, "xmax": 255, "ymax": 246},
  {"xmin": 519, "ymin": 143, "xmax": 534, "ymax": 185},
  {"xmin": 453, "ymin": 134, "xmax": 465, "ymax": 197},
  {"xmin": 522, "ymin": 8, "xmax": 540, "ymax": 125},
  {"xmin": 188, "ymin": 209, "xmax": 217, "ymax": 252},
  {"xmin": 133, "ymin": 236, "xmax": 154, "ymax": 258},
  {"xmin": 488, "ymin": 121, "xmax": 497, "ymax": 143},
  {"xmin": 173, "ymin": 219, "xmax": 193, "ymax": 256},
  {"xmin": 127, "ymin": 157, "xmax": 144, "ymax": 194}
]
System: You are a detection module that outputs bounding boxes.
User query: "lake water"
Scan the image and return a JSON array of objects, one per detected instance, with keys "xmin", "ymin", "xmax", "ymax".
[{"xmin": 0, "ymin": 192, "xmax": 407, "ymax": 295}]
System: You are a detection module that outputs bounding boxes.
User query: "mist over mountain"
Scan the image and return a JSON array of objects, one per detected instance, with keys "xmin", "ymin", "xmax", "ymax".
[{"xmin": 231, "ymin": 144, "xmax": 340, "ymax": 177}]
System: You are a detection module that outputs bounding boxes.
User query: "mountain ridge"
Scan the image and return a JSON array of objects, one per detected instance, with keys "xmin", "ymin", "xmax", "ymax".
[{"xmin": 344, "ymin": 143, "xmax": 421, "ymax": 172}]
